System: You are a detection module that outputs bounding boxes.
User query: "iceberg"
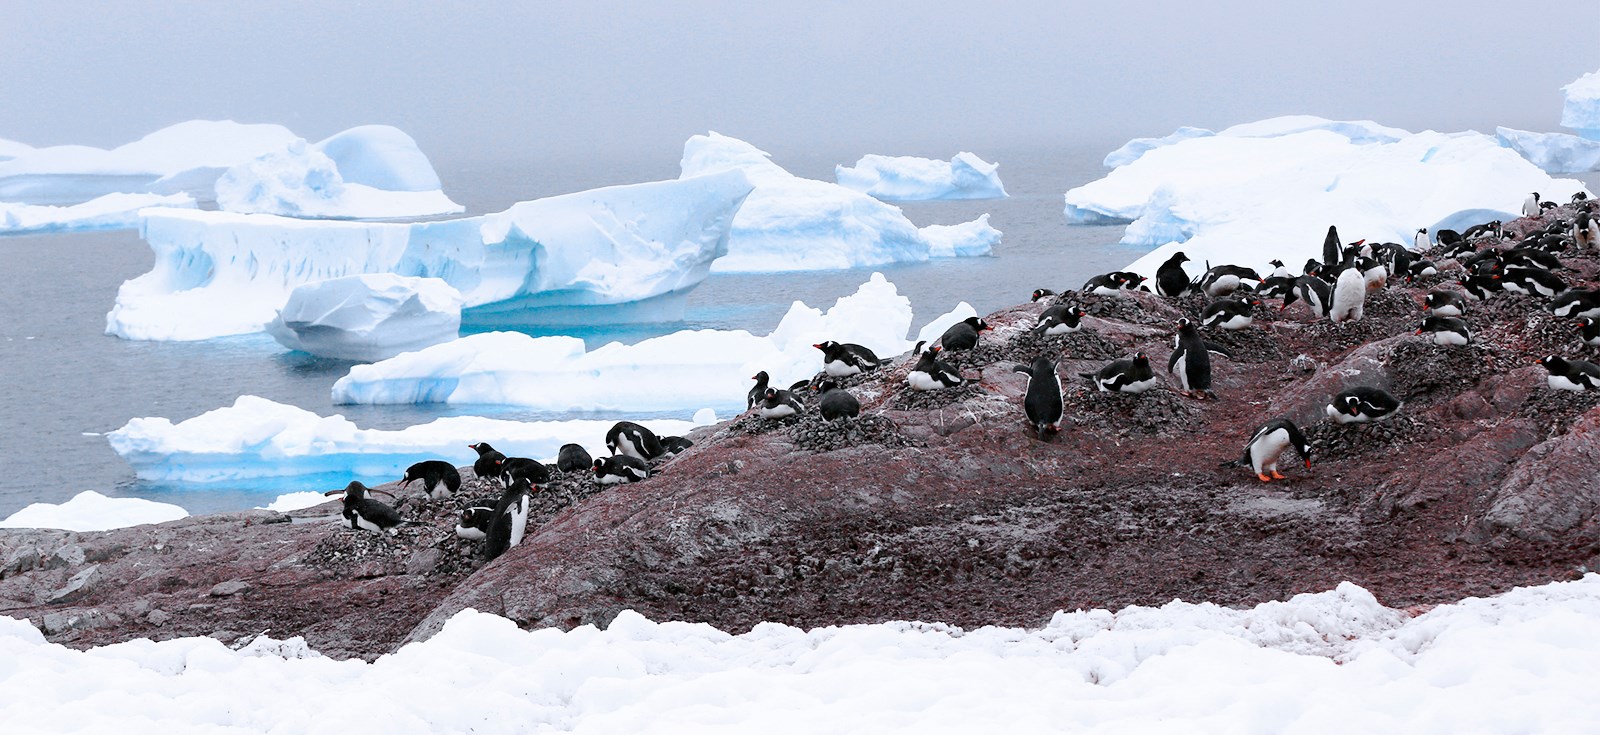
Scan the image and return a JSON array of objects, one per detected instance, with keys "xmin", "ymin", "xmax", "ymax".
[
  {"xmin": 332, "ymin": 273, "xmax": 925, "ymax": 411},
  {"xmin": 107, "ymin": 170, "xmax": 754, "ymax": 341},
  {"xmin": 214, "ymin": 131, "xmax": 462, "ymax": 219},
  {"xmin": 680, "ymin": 133, "xmax": 998, "ymax": 272},
  {"xmin": 1561, "ymin": 68, "xmax": 1600, "ymax": 139},
  {"xmin": 1496, "ymin": 127, "xmax": 1600, "ymax": 174},
  {"xmin": 1062, "ymin": 116, "xmax": 1589, "ymax": 277},
  {"xmin": 265, "ymin": 274, "xmax": 463, "ymax": 362},
  {"xmin": 0, "ymin": 192, "xmax": 194, "ymax": 235},
  {"xmin": 834, "ymin": 151, "xmax": 1007, "ymax": 200},
  {"xmin": 0, "ymin": 491, "xmax": 187, "ymax": 532},
  {"xmin": 108, "ymin": 395, "xmax": 714, "ymax": 484}
]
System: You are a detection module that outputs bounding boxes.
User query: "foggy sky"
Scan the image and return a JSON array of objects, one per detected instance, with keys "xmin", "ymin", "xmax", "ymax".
[{"xmin": 2, "ymin": 0, "xmax": 1596, "ymax": 164}]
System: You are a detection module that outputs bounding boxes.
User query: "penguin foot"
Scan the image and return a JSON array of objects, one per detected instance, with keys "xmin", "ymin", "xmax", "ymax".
[
  {"xmin": 1271, "ymin": 470, "xmax": 1286, "ymax": 480},
  {"xmin": 1257, "ymin": 473, "xmax": 1273, "ymax": 482}
]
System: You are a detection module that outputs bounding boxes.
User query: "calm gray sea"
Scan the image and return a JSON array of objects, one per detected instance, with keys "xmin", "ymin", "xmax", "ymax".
[{"xmin": 0, "ymin": 144, "xmax": 1137, "ymax": 516}]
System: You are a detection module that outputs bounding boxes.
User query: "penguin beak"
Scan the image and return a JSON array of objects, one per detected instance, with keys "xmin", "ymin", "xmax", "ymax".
[
  {"xmin": 812, "ymin": 343, "xmax": 823, "ymax": 350},
  {"xmin": 1304, "ymin": 458, "xmax": 1312, "ymax": 469}
]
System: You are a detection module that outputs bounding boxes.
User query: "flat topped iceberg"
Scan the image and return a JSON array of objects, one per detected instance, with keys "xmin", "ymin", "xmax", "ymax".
[
  {"xmin": 107, "ymin": 169, "xmax": 754, "ymax": 341},
  {"xmin": 1562, "ymin": 68, "xmax": 1600, "ymax": 139},
  {"xmin": 835, "ymin": 151, "xmax": 1007, "ymax": 201},
  {"xmin": 0, "ymin": 192, "xmax": 195, "ymax": 235},
  {"xmin": 0, "ymin": 491, "xmax": 188, "ymax": 532},
  {"xmin": 265, "ymin": 274, "xmax": 463, "ymax": 362},
  {"xmin": 1063, "ymin": 116, "xmax": 1588, "ymax": 277},
  {"xmin": 108, "ymin": 395, "xmax": 714, "ymax": 484},
  {"xmin": 680, "ymin": 132, "xmax": 998, "ymax": 272},
  {"xmin": 1496, "ymin": 127, "xmax": 1600, "ymax": 174}
]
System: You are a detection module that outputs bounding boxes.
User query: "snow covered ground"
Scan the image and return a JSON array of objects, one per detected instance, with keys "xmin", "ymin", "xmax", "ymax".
[
  {"xmin": 835, "ymin": 151, "xmax": 1007, "ymax": 200},
  {"xmin": 106, "ymin": 395, "xmax": 715, "ymax": 484},
  {"xmin": 0, "ymin": 491, "xmax": 187, "ymax": 532},
  {"xmin": 3, "ymin": 577, "xmax": 1597, "ymax": 732}
]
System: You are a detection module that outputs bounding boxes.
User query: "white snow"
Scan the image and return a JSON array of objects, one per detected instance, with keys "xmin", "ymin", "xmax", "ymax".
[
  {"xmin": 834, "ymin": 151, "xmax": 1007, "ymax": 200},
  {"xmin": 254, "ymin": 491, "xmax": 332, "ymax": 513},
  {"xmin": 214, "ymin": 134, "xmax": 462, "ymax": 219},
  {"xmin": 1561, "ymin": 68, "xmax": 1600, "ymax": 139},
  {"xmin": 333, "ymin": 273, "xmax": 926, "ymax": 410},
  {"xmin": 106, "ymin": 170, "xmax": 753, "ymax": 341},
  {"xmin": 1062, "ymin": 116, "xmax": 1589, "ymax": 278},
  {"xmin": 106, "ymin": 395, "xmax": 712, "ymax": 484},
  {"xmin": 680, "ymin": 132, "xmax": 997, "ymax": 272},
  {"xmin": 0, "ymin": 192, "xmax": 195, "ymax": 234},
  {"xmin": 921, "ymin": 214, "xmax": 1000, "ymax": 258},
  {"xmin": 0, "ymin": 491, "xmax": 187, "ymax": 532},
  {"xmin": 1497, "ymin": 126, "xmax": 1600, "ymax": 174},
  {"xmin": 265, "ymin": 274, "xmax": 463, "ymax": 362},
  {"xmin": 5, "ymin": 577, "xmax": 1600, "ymax": 732},
  {"xmin": 1102, "ymin": 126, "xmax": 1214, "ymax": 168}
]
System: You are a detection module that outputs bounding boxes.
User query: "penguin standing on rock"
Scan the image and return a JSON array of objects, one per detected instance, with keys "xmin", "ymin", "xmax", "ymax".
[
  {"xmin": 1523, "ymin": 192, "xmax": 1542, "ymax": 218},
  {"xmin": 606, "ymin": 421, "xmax": 664, "ymax": 461},
  {"xmin": 1034, "ymin": 303, "xmax": 1087, "ymax": 335},
  {"xmin": 468, "ymin": 442, "xmax": 507, "ymax": 486},
  {"xmin": 1240, "ymin": 418, "xmax": 1311, "ymax": 482},
  {"xmin": 556, "ymin": 443, "xmax": 593, "ymax": 473},
  {"xmin": 1168, "ymin": 318, "xmax": 1214, "ymax": 399},
  {"xmin": 399, "ymin": 460, "xmax": 461, "ymax": 500},
  {"xmin": 1536, "ymin": 356, "xmax": 1600, "ymax": 391},
  {"xmin": 906, "ymin": 347, "xmax": 967, "ymax": 391},
  {"xmin": 1081, "ymin": 353, "xmax": 1158, "ymax": 394},
  {"xmin": 1416, "ymin": 316, "xmax": 1472, "ymax": 346},
  {"xmin": 1576, "ymin": 210, "xmax": 1598, "ymax": 250},
  {"xmin": 1326, "ymin": 387, "xmax": 1403, "ymax": 424},
  {"xmin": 483, "ymin": 479, "xmax": 534, "ymax": 563},
  {"xmin": 758, "ymin": 387, "xmax": 805, "ymax": 418},
  {"xmin": 814, "ymin": 341, "xmax": 882, "ymax": 377},
  {"xmin": 814, "ymin": 380, "xmax": 861, "ymax": 421},
  {"xmin": 747, "ymin": 371, "xmax": 770, "ymax": 410},
  {"xmin": 1413, "ymin": 228, "xmax": 1431, "ymax": 251},
  {"xmin": 1155, "ymin": 252, "xmax": 1192, "ymax": 297},
  {"xmin": 323, "ymin": 481, "xmax": 407, "ymax": 535},
  {"xmin": 1329, "ymin": 266, "xmax": 1366, "ymax": 323},
  {"xmin": 1322, "ymin": 225, "xmax": 1343, "ymax": 267},
  {"xmin": 1012, "ymin": 355, "xmax": 1065, "ymax": 441},
  {"xmin": 593, "ymin": 455, "xmax": 650, "ymax": 484}
]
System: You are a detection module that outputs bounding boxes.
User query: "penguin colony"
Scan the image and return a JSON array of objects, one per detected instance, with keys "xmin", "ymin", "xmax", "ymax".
[{"xmin": 314, "ymin": 192, "xmax": 1600, "ymax": 567}]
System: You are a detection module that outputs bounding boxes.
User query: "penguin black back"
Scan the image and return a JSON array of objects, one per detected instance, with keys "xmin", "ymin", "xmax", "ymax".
[
  {"xmin": 501, "ymin": 457, "xmax": 551, "ymax": 487},
  {"xmin": 1168, "ymin": 317, "xmax": 1213, "ymax": 398},
  {"xmin": 747, "ymin": 371, "xmax": 770, "ymax": 410},
  {"xmin": 1322, "ymin": 225, "xmax": 1342, "ymax": 267},
  {"xmin": 484, "ymin": 479, "xmax": 534, "ymax": 562},
  {"xmin": 606, "ymin": 421, "xmax": 665, "ymax": 461},
  {"xmin": 1155, "ymin": 252, "xmax": 1192, "ymax": 297},
  {"xmin": 1013, "ymin": 355, "xmax": 1064, "ymax": 440},
  {"xmin": 939, "ymin": 316, "xmax": 991, "ymax": 352},
  {"xmin": 815, "ymin": 380, "xmax": 862, "ymax": 421},
  {"xmin": 400, "ymin": 460, "xmax": 461, "ymax": 499},
  {"xmin": 468, "ymin": 442, "xmax": 507, "ymax": 483},
  {"xmin": 556, "ymin": 443, "xmax": 593, "ymax": 473}
]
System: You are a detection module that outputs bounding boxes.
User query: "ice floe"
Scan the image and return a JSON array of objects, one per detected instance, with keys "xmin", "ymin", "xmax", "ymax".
[
  {"xmin": 834, "ymin": 151, "xmax": 1007, "ymax": 200},
  {"xmin": 0, "ymin": 491, "xmax": 187, "ymax": 532},
  {"xmin": 265, "ymin": 274, "xmax": 463, "ymax": 362}
]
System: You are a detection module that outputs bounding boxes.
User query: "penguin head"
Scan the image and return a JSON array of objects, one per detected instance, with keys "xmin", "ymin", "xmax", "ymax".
[
  {"xmin": 1132, "ymin": 352, "xmax": 1150, "ymax": 367},
  {"xmin": 1334, "ymin": 396, "xmax": 1361, "ymax": 416},
  {"xmin": 751, "ymin": 370, "xmax": 768, "ymax": 383},
  {"xmin": 1417, "ymin": 228, "xmax": 1427, "ymax": 234},
  {"xmin": 1268, "ymin": 259, "xmax": 1284, "ymax": 268},
  {"xmin": 1536, "ymin": 356, "xmax": 1567, "ymax": 372},
  {"xmin": 963, "ymin": 316, "xmax": 992, "ymax": 332},
  {"xmin": 1578, "ymin": 317, "xmax": 1596, "ymax": 330},
  {"xmin": 591, "ymin": 458, "xmax": 606, "ymax": 476},
  {"xmin": 1031, "ymin": 288, "xmax": 1055, "ymax": 302},
  {"xmin": 764, "ymin": 387, "xmax": 780, "ymax": 402},
  {"xmin": 469, "ymin": 442, "xmax": 495, "ymax": 455},
  {"xmin": 814, "ymin": 379, "xmax": 839, "ymax": 393},
  {"xmin": 1071, "ymin": 304, "xmax": 1087, "ymax": 318},
  {"xmin": 812, "ymin": 341, "xmax": 838, "ymax": 353}
]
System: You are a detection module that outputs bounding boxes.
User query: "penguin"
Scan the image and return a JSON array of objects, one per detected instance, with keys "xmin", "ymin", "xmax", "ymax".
[
  {"xmin": 1406, "ymin": 259, "xmax": 1438, "ymax": 281},
  {"xmin": 468, "ymin": 442, "xmax": 507, "ymax": 485},
  {"xmin": 483, "ymin": 479, "xmax": 534, "ymax": 563},
  {"xmin": 1522, "ymin": 192, "xmax": 1541, "ymax": 218},
  {"xmin": 1575, "ymin": 317, "xmax": 1600, "ymax": 348},
  {"xmin": 1012, "ymin": 355, "xmax": 1065, "ymax": 441},
  {"xmin": 1197, "ymin": 264, "xmax": 1262, "ymax": 298},
  {"xmin": 454, "ymin": 506, "xmax": 495, "ymax": 541},
  {"xmin": 1256, "ymin": 275, "xmax": 1296, "ymax": 300},
  {"xmin": 1328, "ymin": 266, "xmax": 1366, "ymax": 323},
  {"xmin": 747, "ymin": 371, "xmax": 770, "ymax": 410},
  {"xmin": 1423, "ymin": 290, "xmax": 1466, "ymax": 317},
  {"xmin": 1458, "ymin": 274, "xmax": 1501, "ymax": 301},
  {"xmin": 1550, "ymin": 289, "xmax": 1600, "ymax": 319},
  {"xmin": 814, "ymin": 341, "xmax": 882, "ymax": 377},
  {"xmin": 1268, "ymin": 259, "xmax": 1291, "ymax": 279},
  {"xmin": 1374, "ymin": 242, "xmax": 1412, "ymax": 282},
  {"xmin": 1435, "ymin": 228, "xmax": 1463, "ymax": 248},
  {"xmin": 1155, "ymin": 252, "xmax": 1192, "ymax": 297},
  {"xmin": 1356, "ymin": 256, "xmax": 1387, "ymax": 290},
  {"xmin": 939, "ymin": 316, "xmax": 992, "ymax": 353},
  {"xmin": 593, "ymin": 455, "xmax": 650, "ymax": 484},
  {"xmin": 1201, "ymin": 295, "xmax": 1259, "ymax": 331},
  {"xmin": 1502, "ymin": 247, "xmax": 1564, "ymax": 272},
  {"xmin": 815, "ymin": 380, "xmax": 861, "ymax": 421},
  {"xmin": 1283, "ymin": 276, "xmax": 1332, "ymax": 318},
  {"xmin": 1413, "ymin": 228, "xmax": 1430, "ymax": 251},
  {"xmin": 1416, "ymin": 316, "xmax": 1472, "ymax": 346},
  {"xmin": 1463, "ymin": 220, "xmax": 1503, "ymax": 240},
  {"xmin": 1500, "ymin": 266, "xmax": 1567, "ymax": 298},
  {"xmin": 556, "ymin": 443, "xmax": 593, "ymax": 473},
  {"xmin": 1536, "ymin": 356, "xmax": 1600, "ymax": 391},
  {"xmin": 1322, "ymin": 225, "xmax": 1342, "ymax": 267},
  {"xmin": 1031, "ymin": 288, "xmax": 1057, "ymax": 302},
  {"xmin": 1080, "ymin": 353, "xmax": 1158, "ymax": 394},
  {"xmin": 1034, "ymin": 303, "xmax": 1087, "ymax": 336},
  {"xmin": 399, "ymin": 460, "xmax": 461, "ymax": 501},
  {"xmin": 906, "ymin": 347, "xmax": 967, "ymax": 391},
  {"xmin": 1463, "ymin": 249, "xmax": 1504, "ymax": 276},
  {"xmin": 1325, "ymin": 387, "xmax": 1403, "ymax": 424},
  {"xmin": 606, "ymin": 421, "xmax": 664, "ymax": 461},
  {"xmin": 659, "ymin": 436, "xmax": 694, "ymax": 456},
  {"xmin": 1576, "ymin": 210, "xmax": 1597, "ymax": 250},
  {"xmin": 1575, "ymin": 192, "xmax": 1591, "ymax": 203},
  {"xmin": 1240, "ymin": 418, "xmax": 1311, "ymax": 482},
  {"xmin": 757, "ymin": 387, "xmax": 805, "ymax": 418},
  {"xmin": 500, "ymin": 457, "xmax": 551, "ymax": 487},
  {"xmin": 1081, "ymin": 271, "xmax": 1145, "ymax": 295},
  {"xmin": 323, "ymin": 481, "xmax": 407, "ymax": 535},
  {"xmin": 1167, "ymin": 317, "xmax": 1214, "ymax": 398}
]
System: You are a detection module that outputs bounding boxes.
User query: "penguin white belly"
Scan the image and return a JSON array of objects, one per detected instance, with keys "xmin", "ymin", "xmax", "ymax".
[
  {"xmin": 1249, "ymin": 429, "xmax": 1291, "ymax": 474},
  {"xmin": 1091, "ymin": 286, "xmax": 1122, "ymax": 296},
  {"xmin": 1042, "ymin": 322, "xmax": 1080, "ymax": 336},
  {"xmin": 1414, "ymin": 233, "xmax": 1429, "ymax": 250},
  {"xmin": 1548, "ymin": 374, "xmax": 1588, "ymax": 392},
  {"xmin": 1429, "ymin": 305, "xmax": 1462, "ymax": 317},
  {"xmin": 1326, "ymin": 404, "xmax": 1366, "ymax": 424},
  {"xmin": 824, "ymin": 360, "xmax": 860, "ymax": 377},
  {"xmin": 455, "ymin": 525, "xmax": 487, "ymax": 541},
  {"xmin": 1205, "ymin": 275, "xmax": 1240, "ymax": 297},
  {"xmin": 1172, "ymin": 351, "xmax": 1191, "ymax": 391},
  {"xmin": 1122, "ymin": 376, "xmax": 1158, "ymax": 394},
  {"xmin": 1363, "ymin": 267, "xmax": 1387, "ymax": 290},
  {"xmin": 1415, "ymin": 265, "xmax": 1438, "ymax": 277},
  {"xmin": 614, "ymin": 434, "xmax": 646, "ymax": 461},
  {"xmin": 1501, "ymin": 282, "xmax": 1530, "ymax": 296},
  {"xmin": 1330, "ymin": 270, "xmax": 1366, "ymax": 322},
  {"xmin": 507, "ymin": 496, "xmax": 530, "ymax": 549},
  {"xmin": 907, "ymin": 370, "xmax": 943, "ymax": 391},
  {"xmin": 1583, "ymin": 335, "xmax": 1600, "ymax": 348},
  {"xmin": 1216, "ymin": 313, "xmax": 1251, "ymax": 330},
  {"xmin": 597, "ymin": 472, "xmax": 630, "ymax": 485},
  {"xmin": 352, "ymin": 513, "xmax": 385, "ymax": 534},
  {"xmin": 759, "ymin": 403, "xmax": 798, "ymax": 418},
  {"xmin": 1432, "ymin": 330, "xmax": 1469, "ymax": 346}
]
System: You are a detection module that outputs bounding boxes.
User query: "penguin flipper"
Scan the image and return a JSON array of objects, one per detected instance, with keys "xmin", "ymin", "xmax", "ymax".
[{"xmin": 1204, "ymin": 341, "xmax": 1234, "ymax": 359}]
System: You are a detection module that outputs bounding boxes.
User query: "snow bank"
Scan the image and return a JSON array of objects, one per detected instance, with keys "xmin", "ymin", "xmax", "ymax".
[
  {"xmin": 5, "ymin": 578, "xmax": 1600, "ymax": 732},
  {"xmin": 1062, "ymin": 116, "xmax": 1588, "ymax": 277},
  {"xmin": 333, "ymin": 273, "xmax": 923, "ymax": 410},
  {"xmin": 1561, "ymin": 68, "xmax": 1600, "ymax": 139},
  {"xmin": 265, "ymin": 274, "xmax": 462, "ymax": 362},
  {"xmin": 214, "ymin": 131, "xmax": 462, "ymax": 219},
  {"xmin": 254, "ymin": 491, "xmax": 332, "ymax": 513},
  {"xmin": 0, "ymin": 192, "xmax": 194, "ymax": 235},
  {"xmin": 835, "ymin": 151, "xmax": 1007, "ymax": 200},
  {"xmin": 107, "ymin": 170, "xmax": 753, "ymax": 341},
  {"xmin": 0, "ymin": 491, "xmax": 187, "ymax": 532},
  {"xmin": 107, "ymin": 395, "xmax": 713, "ymax": 484},
  {"xmin": 681, "ymin": 132, "xmax": 997, "ymax": 272},
  {"xmin": 1496, "ymin": 127, "xmax": 1600, "ymax": 173}
]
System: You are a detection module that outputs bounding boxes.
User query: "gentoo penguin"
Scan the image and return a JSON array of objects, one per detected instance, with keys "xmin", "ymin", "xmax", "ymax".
[
  {"xmin": 659, "ymin": 436, "xmax": 694, "ymax": 456},
  {"xmin": 1082, "ymin": 271, "xmax": 1145, "ymax": 295},
  {"xmin": 1012, "ymin": 355, "xmax": 1065, "ymax": 441},
  {"xmin": 1413, "ymin": 228, "xmax": 1431, "ymax": 251},
  {"xmin": 747, "ymin": 371, "xmax": 770, "ymax": 410},
  {"xmin": 593, "ymin": 455, "xmax": 650, "ymax": 484},
  {"xmin": 1536, "ymin": 356, "xmax": 1600, "ymax": 391},
  {"xmin": 556, "ymin": 443, "xmax": 593, "ymax": 473},
  {"xmin": 1500, "ymin": 266, "xmax": 1567, "ymax": 298},
  {"xmin": 814, "ymin": 341, "xmax": 882, "ymax": 377},
  {"xmin": 1257, "ymin": 275, "xmax": 1296, "ymax": 300},
  {"xmin": 1155, "ymin": 252, "xmax": 1193, "ymax": 297},
  {"xmin": 1325, "ymin": 387, "xmax": 1403, "ymax": 424},
  {"xmin": 1080, "ymin": 353, "xmax": 1158, "ymax": 394},
  {"xmin": 1268, "ymin": 259, "xmax": 1291, "ymax": 279},
  {"xmin": 1356, "ymin": 256, "xmax": 1387, "ymax": 290},
  {"xmin": 1168, "ymin": 318, "xmax": 1214, "ymax": 398},
  {"xmin": 1576, "ymin": 210, "xmax": 1597, "ymax": 250},
  {"xmin": 323, "ymin": 481, "xmax": 406, "ymax": 535},
  {"xmin": 468, "ymin": 442, "xmax": 507, "ymax": 485},
  {"xmin": 1502, "ymin": 247, "xmax": 1564, "ymax": 272},
  {"xmin": 1201, "ymin": 295, "xmax": 1259, "ymax": 331},
  {"xmin": 1522, "ymin": 192, "xmax": 1542, "ymax": 218},
  {"xmin": 606, "ymin": 421, "xmax": 664, "ymax": 461},
  {"xmin": 1240, "ymin": 418, "xmax": 1311, "ymax": 482},
  {"xmin": 1197, "ymin": 264, "xmax": 1262, "ymax": 298},
  {"xmin": 1462, "ymin": 220, "xmax": 1501, "ymax": 240},
  {"xmin": 1549, "ymin": 289, "xmax": 1600, "ymax": 319},
  {"xmin": 454, "ymin": 506, "xmax": 495, "ymax": 541},
  {"xmin": 500, "ymin": 457, "xmax": 551, "ymax": 487},
  {"xmin": 1031, "ymin": 288, "xmax": 1057, "ymax": 302},
  {"xmin": 1328, "ymin": 267, "xmax": 1366, "ymax": 323},
  {"xmin": 1416, "ymin": 316, "xmax": 1472, "ymax": 346},
  {"xmin": 1283, "ymin": 275, "xmax": 1332, "ymax": 318},
  {"xmin": 1423, "ymin": 290, "xmax": 1466, "ymax": 317},
  {"xmin": 815, "ymin": 380, "xmax": 861, "ymax": 421},
  {"xmin": 757, "ymin": 387, "xmax": 805, "ymax": 418},
  {"xmin": 1576, "ymin": 317, "xmax": 1600, "ymax": 348},
  {"xmin": 1034, "ymin": 303, "xmax": 1087, "ymax": 336},
  {"xmin": 1406, "ymin": 259, "xmax": 1438, "ymax": 282},
  {"xmin": 399, "ymin": 460, "xmax": 461, "ymax": 501},
  {"xmin": 1575, "ymin": 192, "xmax": 1591, "ymax": 203},
  {"xmin": 939, "ymin": 316, "xmax": 992, "ymax": 353},
  {"xmin": 483, "ymin": 479, "xmax": 534, "ymax": 563},
  {"xmin": 1458, "ymin": 274, "xmax": 1501, "ymax": 301},
  {"xmin": 1435, "ymin": 228, "xmax": 1463, "ymax": 248},
  {"xmin": 1322, "ymin": 225, "xmax": 1343, "ymax": 267},
  {"xmin": 906, "ymin": 347, "xmax": 966, "ymax": 391}
]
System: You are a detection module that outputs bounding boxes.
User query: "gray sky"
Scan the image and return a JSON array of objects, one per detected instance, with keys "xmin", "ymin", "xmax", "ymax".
[{"xmin": 3, "ymin": 1, "xmax": 1596, "ymax": 164}]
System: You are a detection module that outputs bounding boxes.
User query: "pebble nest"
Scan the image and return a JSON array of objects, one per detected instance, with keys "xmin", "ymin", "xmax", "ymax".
[
  {"xmin": 1077, "ymin": 293, "xmax": 1172, "ymax": 326},
  {"xmin": 1303, "ymin": 414, "xmax": 1431, "ymax": 463},
  {"xmin": 786, "ymin": 413, "xmax": 919, "ymax": 453},
  {"xmin": 1382, "ymin": 339, "xmax": 1491, "ymax": 406},
  {"xmin": 1064, "ymin": 385, "xmax": 1203, "ymax": 436},
  {"xmin": 1516, "ymin": 386, "xmax": 1600, "ymax": 437},
  {"xmin": 1298, "ymin": 313, "xmax": 1400, "ymax": 353},
  {"xmin": 888, "ymin": 382, "xmax": 986, "ymax": 411},
  {"xmin": 725, "ymin": 411, "xmax": 806, "ymax": 436},
  {"xmin": 1001, "ymin": 327, "xmax": 1126, "ymax": 363},
  {"xmin": 1203, "ymin": 324, "xmax": 1285, "ymax": 363}
]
